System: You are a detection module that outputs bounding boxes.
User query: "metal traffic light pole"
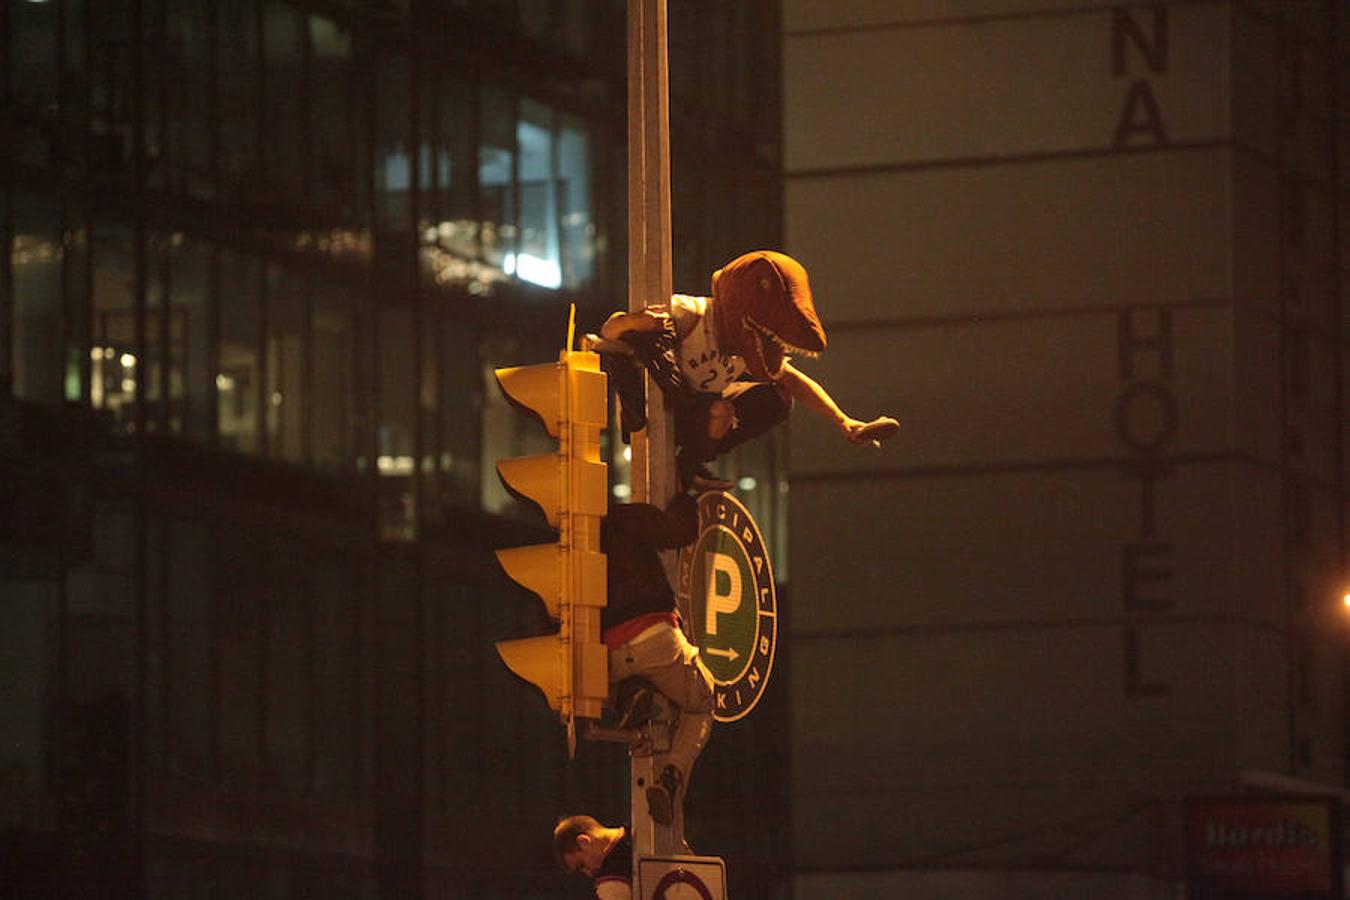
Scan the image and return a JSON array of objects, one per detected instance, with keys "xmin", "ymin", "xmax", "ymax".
[
  {"xmin": 627, "ymin": 0, "xmax": 676, "ymax": 512},
  {"xmin": 625, "ymin": 0, "xmax": 686, "ymax": 868}
]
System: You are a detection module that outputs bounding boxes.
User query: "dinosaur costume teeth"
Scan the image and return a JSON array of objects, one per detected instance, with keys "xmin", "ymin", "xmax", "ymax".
[
  {"xmin": 746, "ymin": 315, "xmax": 822, "ymax": 359},
  {"xmin": 711, "ymin": 250, "xmax": 826, "ymax": 381}
]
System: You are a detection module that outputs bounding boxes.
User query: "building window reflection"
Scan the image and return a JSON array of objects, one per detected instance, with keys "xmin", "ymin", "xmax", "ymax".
[
  {"xmin": 2, "ymin": 0, "xmax": 774, "ymax": 543},
  {"xmin": 1, "ymin": 2, "xmax": 787, "ymax": 893}
]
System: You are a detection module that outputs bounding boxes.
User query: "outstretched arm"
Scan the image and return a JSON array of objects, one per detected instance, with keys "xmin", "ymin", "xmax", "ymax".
[{"xmin": 777, "ymin": 362, "xmax": 895, "ymax": 447}]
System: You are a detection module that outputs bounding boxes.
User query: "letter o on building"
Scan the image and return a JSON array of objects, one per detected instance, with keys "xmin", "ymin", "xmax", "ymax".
[{"xmin": 1114, "ymin": 382, "xmax": 1178, "ymax": 454}]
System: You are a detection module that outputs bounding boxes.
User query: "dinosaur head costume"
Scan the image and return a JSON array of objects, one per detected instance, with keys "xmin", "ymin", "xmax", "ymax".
[{"xmin": 710, "ymin": 250, "xmax": 826, "ymax": 381}]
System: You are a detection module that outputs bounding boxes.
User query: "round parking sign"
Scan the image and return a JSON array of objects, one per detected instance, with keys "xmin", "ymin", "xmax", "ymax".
[{"xmin": 677, "ymin": 492, "xmax": 777, "ymax": 723}]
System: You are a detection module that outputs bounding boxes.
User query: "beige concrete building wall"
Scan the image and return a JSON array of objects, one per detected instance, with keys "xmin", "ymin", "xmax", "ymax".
[{"xmin": 781, "ymin": 2, "xmax": 1344, "ymax": 896}]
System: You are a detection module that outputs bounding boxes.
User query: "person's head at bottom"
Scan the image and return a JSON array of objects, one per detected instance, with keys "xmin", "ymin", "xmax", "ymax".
[{"xmin": 554, "ymin": 815, "xmax": 626, "ymax": 878}]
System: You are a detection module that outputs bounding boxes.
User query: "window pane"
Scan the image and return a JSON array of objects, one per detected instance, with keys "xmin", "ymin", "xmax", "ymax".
[
  {"xmin": 11, "ymin": 193, "xmax": 65, "ymax": 404},
  {"xmin": 265, "ymin": 264, "xmax": 306, "ymax": 462},
  {"xmin": 0, "ymin": 579, "xmax": 54, "ymax": 828},
  {"xmin": 558, "ymin": 113, "xmax": 594, "ymax": 288},
  {"xmin": 88, "ymin": 3, "xmax": 136, "ymax": 176},
  {"xmin": 168, "ymin": 521, "xmax": 212, "ymax": 776},
  {"xmin": 144, "ymin": 235, "xmax": 171, "ymax": 431},
  {"xmin": 313, "ymin": 555, "xmax": 360, "ymax": 795},
  {"xmin": 310, "ymin": 278, "xmax": 355, "ymax": 474},
  {"xmin": 11, "ymin": 0, "xmax": 58, "ymax": 165},
  {"xmin": 516, "ymin": 99, "xmax": 560, "ymax": 289},
  {"xmin": 218, "ymin": 3, "xmax": 260, "ymax": 202},
  {"xmin": 518, "ymin": 0, "xmax": 553, "ymax": 41},
  {"xmin": 168, "ymin": 236, "xmax": 213, "ymax": 438},
  {"xmin": 62, "ymin": 210, "xmax": 92, "ymax": 406},
  {"xmin": 436, "ymin": 315, "xmax": 482, "ymax": 509},
  {"xmin": 419, "ymin": 317, "xmax": 441, "ymax": 526},
  {"xmin": 378, "ymin": 305, "xmax": 417, "ymax": 540},
  {"xmin": 264, "ymin": 2, "xmax": 306, "ymax": 206},
  {"xmin": 217, "ymin": 533, "xmax": 262, "ymax": 781},
  {"xmin": 91, "ymin": 223, "xmax": 138, "ymax": 431},
  {"xmin": 375, "ymin": 55, "xmax": 412, "ymax": 237},
  {"xmin": 218, "ymin": 251, "xmax": 260, "ymax": 453},
  {"xmin": 479, "ymin": 87, "xmax": 516, "ymax": 275},
  {"xmin": 559, "ymin": 0, "xmax": 599, "ymax": 60},
  {"xmin": 130, "ymin": 233, "xmax": 192, "ymax": 434},
  {"xmin": 265, "ymin": 549, "xmax": 310, "ymax": 791},
  {"xmin": 308, "ymin": 15, "xmax": 355, "ymax": 219},
  {"xmin": 420, "ymin": 73, "xmax": 487, "ymax": 292},
  {"xmin": 166, "ymin": 0, "xmax": 213, "ymax": 197}
]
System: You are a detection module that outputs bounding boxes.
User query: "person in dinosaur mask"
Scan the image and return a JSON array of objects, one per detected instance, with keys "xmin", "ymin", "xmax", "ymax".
[{"xmin": 600, "ymin": 250, "xmax": 898, "ymax": 488}]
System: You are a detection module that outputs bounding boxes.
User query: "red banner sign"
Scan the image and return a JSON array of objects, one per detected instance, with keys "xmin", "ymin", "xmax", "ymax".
[{"xmin": 1184, "ymin": 798, "xmax": 1338, "ymax": 896}]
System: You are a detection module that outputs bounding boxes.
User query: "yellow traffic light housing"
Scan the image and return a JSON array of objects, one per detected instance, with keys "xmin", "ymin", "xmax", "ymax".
[{"xmin": 493, "ymin": 331, "xmax": 610, "ymax": 756}]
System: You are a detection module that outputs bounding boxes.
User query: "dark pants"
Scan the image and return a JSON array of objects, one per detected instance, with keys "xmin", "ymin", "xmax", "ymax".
[{"xmin": 676, "ymin": 380, "xmax": 792, "ymax": 466}]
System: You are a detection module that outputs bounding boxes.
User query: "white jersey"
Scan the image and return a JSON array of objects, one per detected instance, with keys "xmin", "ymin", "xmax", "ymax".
[{"xmin": 670, "ymin": 294, "xmax": 746, "ymax": 394}]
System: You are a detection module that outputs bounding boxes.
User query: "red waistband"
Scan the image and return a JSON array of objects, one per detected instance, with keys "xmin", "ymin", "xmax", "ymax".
[{"xmin": 603, "ymin": 611, "xmax": 679, "ymax": 650}]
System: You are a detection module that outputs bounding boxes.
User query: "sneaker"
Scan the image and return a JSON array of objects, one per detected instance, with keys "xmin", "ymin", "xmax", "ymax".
[
  {"xmin": 645, "ymin": 764, "xmax": 682, "ymax": 826},
  {"xmin": 854, "ymin": 416, "xmax": 899, "ymax": 447},
  {"xmin": 690, "ymin": 467, "xmax": 734, "ymax": 492}
]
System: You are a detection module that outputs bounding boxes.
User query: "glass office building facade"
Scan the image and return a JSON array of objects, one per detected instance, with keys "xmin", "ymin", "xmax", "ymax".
[{"xmin": 1, "ymin": 2, "xmax": 789, "ymax": 897}]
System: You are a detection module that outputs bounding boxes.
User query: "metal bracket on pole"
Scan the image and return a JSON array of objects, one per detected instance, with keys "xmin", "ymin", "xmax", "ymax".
[
  {"xmin": 629, "ymin": 695, "xmax": 683, "ymax": 859},
  {"xmin": 581, "ymin": 698, "xmax": 684, "ymax": 857}
]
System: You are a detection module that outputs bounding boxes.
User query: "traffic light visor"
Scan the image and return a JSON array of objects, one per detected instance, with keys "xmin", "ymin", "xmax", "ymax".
[
  {"xmin": 496, "ymin": 635, "xmax": 566, "ymax": 713},
  {"xmin": 495, "ymin": 363, "xmax": 562, "ymax": 438},
  {"xmin": 495, "ymin": 543, "xmax": 563, "ymax": 619}
]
